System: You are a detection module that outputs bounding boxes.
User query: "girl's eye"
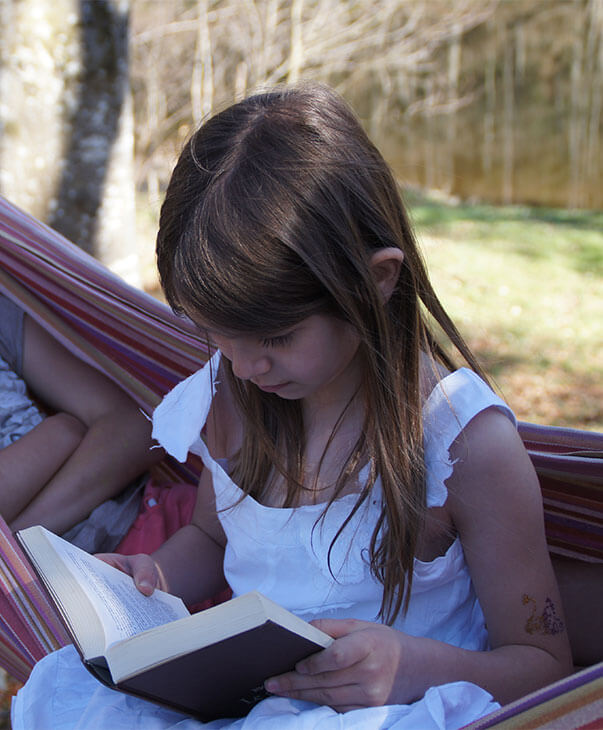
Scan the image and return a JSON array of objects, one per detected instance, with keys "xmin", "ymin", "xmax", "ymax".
[{"xmin": 261, "ymin": 332, "xmax": 293, "ymax": 348}]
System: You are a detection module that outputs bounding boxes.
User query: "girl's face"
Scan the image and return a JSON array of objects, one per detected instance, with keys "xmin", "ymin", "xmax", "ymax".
[{"xmin": 200, "ymin": 314, "xmax": 362, "ymax": 410}]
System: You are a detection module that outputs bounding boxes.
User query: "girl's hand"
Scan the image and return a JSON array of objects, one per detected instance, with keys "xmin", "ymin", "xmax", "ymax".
[
  {"xmin": 95, "ymin": 552, "xmax": 165, "ymax": 596},
  {"xmin": 264, "ymin": 618, "xmax": 419, "ymax": 712}
]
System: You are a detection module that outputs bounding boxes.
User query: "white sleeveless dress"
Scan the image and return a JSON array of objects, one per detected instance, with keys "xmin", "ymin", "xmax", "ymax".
[{"xmin": 12, "ymin": 353, "xmax": 513, "ymax": 730}]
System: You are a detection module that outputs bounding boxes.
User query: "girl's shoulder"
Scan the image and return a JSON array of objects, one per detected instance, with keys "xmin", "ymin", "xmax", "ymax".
[
  {"xmin": 421, "ymin": 356, "xmax": 516, "ymax": 434},
  {"xmin": 421, "ymin": 362, "xmax": 517, "ymax": 509}
]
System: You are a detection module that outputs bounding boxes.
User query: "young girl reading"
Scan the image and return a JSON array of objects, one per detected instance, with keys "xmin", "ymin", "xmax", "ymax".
[{"xmin": 12, "ymin": 83, "xmax": 572, "ymax": 729}]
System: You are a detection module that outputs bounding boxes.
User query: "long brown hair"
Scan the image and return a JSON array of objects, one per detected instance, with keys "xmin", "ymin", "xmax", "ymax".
[{"xmin": 156, "ymin": 83, "xmax": 486, "ymax": 622}]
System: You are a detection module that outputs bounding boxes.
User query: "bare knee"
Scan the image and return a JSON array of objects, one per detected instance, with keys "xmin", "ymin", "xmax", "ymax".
[{"xmin": 45, "ymin": 412, "xmax": 86, "ymax": 450}]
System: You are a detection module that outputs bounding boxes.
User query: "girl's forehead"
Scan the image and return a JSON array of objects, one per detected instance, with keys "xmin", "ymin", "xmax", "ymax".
[
  {"xmin": 186, "ymin": 314, "xmax": 239, "ymax": 338},
  {"xmin": 188, "ymin": 312, "xmax": 295, "ymax": 339}
]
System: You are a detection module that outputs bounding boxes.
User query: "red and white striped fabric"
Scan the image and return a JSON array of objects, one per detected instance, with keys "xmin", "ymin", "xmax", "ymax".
[{"xmin": 0, "ymin": 195, "xmax": 208, "ymax": 486}]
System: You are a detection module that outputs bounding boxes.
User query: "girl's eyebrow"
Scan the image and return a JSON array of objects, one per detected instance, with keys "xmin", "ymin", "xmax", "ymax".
[
  {"xmin": 203, "ymin": 322, "xmax": 301, "ymax": 337},
  {"xmin": 194, "ymin": 318, "xmax": 303, "ymax": 340},
  {"xmin": 191, "ymin": 320, "xmax": 236, "ymax": 338}
]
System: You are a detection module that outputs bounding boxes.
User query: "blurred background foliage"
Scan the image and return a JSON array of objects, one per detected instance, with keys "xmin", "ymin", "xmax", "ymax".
[
  {"xmin": 131, "ymin": 0, "xmax": 603, "ymax": 212},
  {"xmin": 2, "ymin": 0, "xmax": 602, "ymax": 270},
  {"xmin": 0, "ymin": 0, "xmax": 601, "ymax": 430}
]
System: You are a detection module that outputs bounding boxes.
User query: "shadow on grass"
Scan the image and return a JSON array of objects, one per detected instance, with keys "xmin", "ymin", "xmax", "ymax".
[
  {"xmin": 406, "ymin": 190, "xmax": 603, "ymax": 276},
  {"xmin": 450, "ymin": 326, "xmax": 603, "ymax": 431},
  {"xmin": 405, "ymin": 189, "xmax": 603, "ymax": 231}
]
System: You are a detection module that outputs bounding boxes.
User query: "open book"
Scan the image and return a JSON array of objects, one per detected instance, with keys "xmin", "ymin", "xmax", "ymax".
[{"xmin": 11, "ymin": 524, "xmax": 332, "ymax": 720}]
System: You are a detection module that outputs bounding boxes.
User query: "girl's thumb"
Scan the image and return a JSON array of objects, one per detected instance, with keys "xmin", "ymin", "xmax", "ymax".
[{"xmin": 310, "ymin": 617, "xmax": 362, "ymax": 639}]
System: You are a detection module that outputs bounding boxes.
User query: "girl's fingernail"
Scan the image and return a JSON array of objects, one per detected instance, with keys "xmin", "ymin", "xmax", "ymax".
[{"xmin": 264, "ymin": 679, "xmax": 278, "ymax": 693}]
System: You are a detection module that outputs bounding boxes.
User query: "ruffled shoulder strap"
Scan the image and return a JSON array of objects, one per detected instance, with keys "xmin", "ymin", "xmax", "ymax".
[
  {"xmin": 423, "ymin": 368, "xmax": 516, "ymax": 508},
  {"xmin": 152, "ymin": 350, "xmax": 221, "ymax": 462}
]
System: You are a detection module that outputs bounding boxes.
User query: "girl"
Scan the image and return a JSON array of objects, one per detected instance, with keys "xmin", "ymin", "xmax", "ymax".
[{"xmin": 12, "ymin": 83, "xmax": 572, "ymax": 729}]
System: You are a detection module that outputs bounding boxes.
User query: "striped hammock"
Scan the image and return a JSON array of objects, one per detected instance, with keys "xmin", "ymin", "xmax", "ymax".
[
  {"xmin": 0, "ymin": 195, "xmax": 602, "ymax": 726},
  {"xmin": 0, "ymin": 196, "xmax": 209, "ymax": 487}
]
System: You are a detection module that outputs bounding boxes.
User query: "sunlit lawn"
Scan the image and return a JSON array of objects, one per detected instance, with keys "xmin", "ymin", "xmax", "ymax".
[{"xmin": 409, "ymin": 192, "xmax": 602, "ymax": 430}]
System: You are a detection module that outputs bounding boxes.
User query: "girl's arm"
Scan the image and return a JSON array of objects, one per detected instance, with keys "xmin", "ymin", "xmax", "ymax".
[
  {"xmin": 98, "ymin": 376, "xmax": 232, "ymax": 605},
  {"xmin": 265, "ymin": 408, "xmax": 573, "ymax": 710},
  {"xmin": 442, "ymin": 408, "xmax": 573, "ymax": 696},
  {"xmin": 10, "ymin": 316, "xmax": 163, "ymax": 534},
  {"xmin": 99, "ymin": 465, "xmax": 228, "ymax": 606}
]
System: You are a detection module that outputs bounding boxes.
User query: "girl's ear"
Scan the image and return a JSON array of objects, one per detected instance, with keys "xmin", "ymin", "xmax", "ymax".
[{"xmin": 369, "ymin": 248, "xmax": 404, "ymax": 302}]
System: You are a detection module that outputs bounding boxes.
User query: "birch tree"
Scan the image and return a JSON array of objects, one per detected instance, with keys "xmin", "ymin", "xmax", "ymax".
[{"xmin": 0, "ymin": 0, "xmax": 139, "ymax": 282}]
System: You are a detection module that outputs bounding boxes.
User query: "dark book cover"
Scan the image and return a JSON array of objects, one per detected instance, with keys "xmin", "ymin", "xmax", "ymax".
[{"xmin": 104, "ymin": 620, "xmax": 325, "ymax": 720}]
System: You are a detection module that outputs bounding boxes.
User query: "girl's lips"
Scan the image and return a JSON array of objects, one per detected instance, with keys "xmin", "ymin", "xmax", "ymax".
[{"xmin": 255, "ymin": 382, "xmax": 290, "ymax": 393}]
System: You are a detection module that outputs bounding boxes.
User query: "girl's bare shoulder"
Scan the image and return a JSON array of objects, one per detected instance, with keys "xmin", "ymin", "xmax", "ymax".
[{"xmin": 446, "ymin": 406, "xmax": 539, "ymax": 518}]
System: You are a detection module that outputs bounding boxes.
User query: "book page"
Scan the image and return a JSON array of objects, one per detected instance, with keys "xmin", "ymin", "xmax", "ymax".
[{"xmin": 42, "ymin": 530, "xmax": 189, "ymax": 648}]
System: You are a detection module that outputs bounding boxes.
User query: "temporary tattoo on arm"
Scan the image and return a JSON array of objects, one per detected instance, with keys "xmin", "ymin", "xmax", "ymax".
[{"xmin": 522, "ymin": 594, "xmax": 565, "ymax": 636}]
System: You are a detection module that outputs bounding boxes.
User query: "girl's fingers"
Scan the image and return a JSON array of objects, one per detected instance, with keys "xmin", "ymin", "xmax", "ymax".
[
  {"xmin": 282, "ymin": 684, "xmax": 362, "ymax": 711},
  {"xmin": 296, "ymin": 633, "xmax": 368, "ymax": 675},
  {"xmin": 296, "ymin": 619, "xmax": 378, "ymax": 675},
  {"xmin": 310, "ymin": 617, "xmax": 364, "ymax": 639},
  {"xmin": 95, "ymin": 553, "xmax": 159, "ymax": 595},
  {"xmin": 265, "ymin": 666, "xmax": 388, "ymax": 709},
  {"xmin": 95, "ymin": 552, "xmax": 132, "ymax": 572},
  {"xmin": 266, "ymin": 621, "xmax": 406, "ymax": 709},
  {"xmin": 264, "ymin": 671, "xmax": 359, "ymax": 705}
]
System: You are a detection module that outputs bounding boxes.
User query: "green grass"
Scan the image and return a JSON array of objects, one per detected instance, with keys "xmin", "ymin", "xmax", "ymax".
[
  {"xmin": 407, "ymin": 192, "xmax": 603, "ymax": 276},
  {"xmin": 407, "ymin": 191, "xmax": 602, "ymax": 430}
]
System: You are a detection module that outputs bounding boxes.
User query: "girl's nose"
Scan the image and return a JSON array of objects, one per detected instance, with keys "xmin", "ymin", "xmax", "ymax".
[{"xmin": 229, "ymin": 344, "xmax": 270, "ymax": 381}]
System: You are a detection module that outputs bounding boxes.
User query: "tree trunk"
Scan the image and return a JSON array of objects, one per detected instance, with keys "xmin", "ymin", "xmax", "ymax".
[
  {"xmin": 288, "ymin": 0, "xmax": 304, "ymax": 83},
  {"xmin": 584, "ymin": 0, "xmax": 602, "ymax": 208},
  {"xmin": 482, "ymin": 21, "xmax": 496, "ymax": 175},
  {"xmin": 191, "ymin": 0, "xmax": 213, "ymax": 124},
  {"xmin": 0, "ymin": 0, "xmax": 77, "ymax": 225},
  {"xmin": 502, "ymin": 28, "xmax": 514, "ymax": 205},
  {"xmin": 0, "ymin": 0, "xmax": 138, "ymax": 284},
  {"xmin": 444, "ymin": 23, "xmax": 462, "ymax": 194}
]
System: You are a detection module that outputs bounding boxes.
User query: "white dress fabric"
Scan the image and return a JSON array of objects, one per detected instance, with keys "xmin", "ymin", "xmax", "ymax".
[{"xmin": 13, "ymin": 353, "xmax": 515, "ymax": 730}]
